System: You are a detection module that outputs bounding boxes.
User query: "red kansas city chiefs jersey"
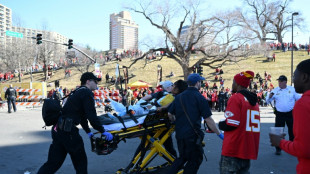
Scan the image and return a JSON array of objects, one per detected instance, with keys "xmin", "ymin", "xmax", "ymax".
[{"xmin": 221, "ymin": 93, "xmax": 260, "ymax": 160}]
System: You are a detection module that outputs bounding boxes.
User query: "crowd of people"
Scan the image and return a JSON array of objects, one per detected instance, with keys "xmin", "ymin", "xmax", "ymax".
[
  {"xmin": 2, "ymin": 58, "xmax": 309, "ymax": 174},
  {"xmin": 269, "ymin": 42, "xmax": 310, "ymax": 52},
  {"xmin": 0, "ymin": 71, "xmax": 15, "ymax": 82},
  {"xmin": 2, "ymin": 54, "xmax": 310, "ymax": 173}
]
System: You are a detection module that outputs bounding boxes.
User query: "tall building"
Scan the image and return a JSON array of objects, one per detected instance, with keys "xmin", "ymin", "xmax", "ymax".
[
  {"xmin": 110, "ymin": 11, "xmax": 139, "ymax": 51},
  {"xmin": 0, "ymin": 3, "xmax": 68, "ymax": 65},
  {"xmin": 0, "ymin": 4, "xmax": 12, "ymax": 47}
]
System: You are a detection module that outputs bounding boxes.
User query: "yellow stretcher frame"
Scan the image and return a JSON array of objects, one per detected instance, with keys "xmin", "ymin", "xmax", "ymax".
[
  {"xmin": 115, "ymin": 125, "xmax": 174, "ymax": 173},
  {"xmin": 92, "ymin": 116, "xmax": 183, "ymax": 174}
]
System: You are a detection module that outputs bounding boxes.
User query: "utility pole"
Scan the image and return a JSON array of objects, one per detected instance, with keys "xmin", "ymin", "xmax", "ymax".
[{"xmin": 291, "ymin": 12, "xmax": 299, "ymax": 85}]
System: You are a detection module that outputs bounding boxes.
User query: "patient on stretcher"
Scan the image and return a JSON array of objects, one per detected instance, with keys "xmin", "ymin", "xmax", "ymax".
[{"xmin": 98, "ymin": 80, "xmax": 188, "ymax": 131}]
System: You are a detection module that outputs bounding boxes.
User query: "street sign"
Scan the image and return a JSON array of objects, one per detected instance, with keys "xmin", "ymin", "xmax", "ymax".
[{"xmin": 6, "ymin": 30, "xmax": 23, "ymax": 38}]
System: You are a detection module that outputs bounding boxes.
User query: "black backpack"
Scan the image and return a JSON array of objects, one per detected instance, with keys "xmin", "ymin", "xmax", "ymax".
[
  {"xmin": 42, "ymin": 86, "xmax": 86, "ymax": 128},
  {"xmin": 42, "ymin": 98, "xmax": 62, "ymax": 127}
]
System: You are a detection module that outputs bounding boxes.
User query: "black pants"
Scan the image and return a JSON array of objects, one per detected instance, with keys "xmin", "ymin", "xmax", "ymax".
[
  {"xmin": 37, "ymin": 126, "xmax": 87, "ymax": 174},
  {"xmin": 7, "ymin": 97, "xmax": 16, "ymax": 113},
  {"xmin": 218, "ymin": 100, "xmax": 225, "ymax": 112},
  {"xmin": 166, "ymin": 136, "xmax": 203, "ymax": 174},
  {"xmin": 275, "ymin": 110, "xmax": 294, "ymax": 151}
]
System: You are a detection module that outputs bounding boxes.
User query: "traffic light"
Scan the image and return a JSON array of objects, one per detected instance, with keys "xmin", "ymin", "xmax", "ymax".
[
  {"xmin": 197, "ymin": 65, "xmax": 203, "ymax": 75},
  {"xmin": 192, "ymin": 65, "xmax": 197, "ymax": 73},
  {"xmin": 68, "ymin": 39, "xmax": 73, "ymax": 49},
  {"xmin": 36, "ymin": 33, "xmax": 42, "ymax": 45}
]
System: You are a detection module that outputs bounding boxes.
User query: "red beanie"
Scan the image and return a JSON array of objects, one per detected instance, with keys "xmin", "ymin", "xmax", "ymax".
[{"xmin": 234, "ymin": 71, "xmax": 254, "ymax": 88}]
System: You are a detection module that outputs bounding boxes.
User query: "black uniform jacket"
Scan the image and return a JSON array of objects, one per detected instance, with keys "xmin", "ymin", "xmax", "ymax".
[{"xmin": 61, "ymin": 86, "xmax": 104, "ymax": 133}]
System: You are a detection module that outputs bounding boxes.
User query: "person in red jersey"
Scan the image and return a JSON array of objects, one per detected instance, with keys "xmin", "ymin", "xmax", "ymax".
[
  {"xmin": 270, "ymin": 59, "xmax": 310, "ymax": 174},
  {"xmin": 219, "ymin": 71, "xmax": 260, "ymax": 174}
]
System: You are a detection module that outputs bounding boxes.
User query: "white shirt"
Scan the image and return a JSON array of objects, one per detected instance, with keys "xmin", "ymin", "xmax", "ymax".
[{"xmin": 267, "ymin": 86, "xmax": 301, "ymax": 112}]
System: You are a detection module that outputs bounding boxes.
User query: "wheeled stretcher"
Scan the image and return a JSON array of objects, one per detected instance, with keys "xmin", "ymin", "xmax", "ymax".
[{"xmin": 91, "ymin": 111, "xmax": 183, "ymax": 174}]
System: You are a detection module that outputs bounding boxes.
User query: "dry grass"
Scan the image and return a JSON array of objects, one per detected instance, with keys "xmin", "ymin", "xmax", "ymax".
[{"xmin": 7, "ymin": 50, "xmax": 310, "ymax": 91}]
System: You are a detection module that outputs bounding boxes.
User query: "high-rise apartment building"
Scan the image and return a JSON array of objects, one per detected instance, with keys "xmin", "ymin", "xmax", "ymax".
[
  {"xmin": 110, "ymin": 11, "xmax": 139, "ymax": 50},
  {"xmin": 0, "ymin": 3, "xmax": 68, "ymax": 64},
  {"xmin": 0, "ymin": 4, "xmax": 12, "ymax": 47}
]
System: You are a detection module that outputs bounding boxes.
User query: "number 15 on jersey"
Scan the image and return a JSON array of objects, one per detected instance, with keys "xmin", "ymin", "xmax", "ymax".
[{"xmin": 246, "ymin": 110, "xmax": 260, "ymax": 132}]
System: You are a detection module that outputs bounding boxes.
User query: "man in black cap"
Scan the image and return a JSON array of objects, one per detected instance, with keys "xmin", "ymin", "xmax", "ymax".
[
  {"xmin": 267, "ymin": 75, "xmax": 301, "ymax": 155},
  {"xmin": 38, "ymin": 72, "xmax": 113, "ymax": 174}
]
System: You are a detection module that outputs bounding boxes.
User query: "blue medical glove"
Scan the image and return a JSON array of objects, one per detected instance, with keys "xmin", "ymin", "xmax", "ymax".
[
  {"xmin": 218, "ymin": 133, "xmax": 224, "ymax": 140},
  {"xmin": 87, "ymin": 132, "xmax": 93, "ymax": 138},
  {"xmin": 102, "ymin": 132, "xmax": 113, "ymax": 141}
]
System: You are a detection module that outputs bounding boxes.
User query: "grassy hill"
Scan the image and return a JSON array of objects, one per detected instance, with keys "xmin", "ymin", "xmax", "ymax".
[{"xmin": 6, "ymin": 50, "xmax": 310, "ymax": 91}]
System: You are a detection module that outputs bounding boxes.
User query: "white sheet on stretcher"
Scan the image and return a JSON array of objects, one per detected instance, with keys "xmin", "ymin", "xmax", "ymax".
[{"xmin": 102, "ymin": 116, "xmax": 147, "ymax": 131}]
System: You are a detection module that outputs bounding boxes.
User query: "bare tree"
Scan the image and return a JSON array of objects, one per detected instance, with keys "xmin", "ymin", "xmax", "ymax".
[
  {"xmin": 36, "ymin": 23, "xmax": 66, "ymax": 81},
  {"xmin": 237, "ymin": 0, "xmax": 276, "ymax": 45},
  {"xmin": 3, "ymin": 38, "xmax": 36, "ymax": 82},
  {"xmin": 66, "ymin": 44, "xmax": 99, "ymax": 74},
  {"xmin": 267, "ymin": 0, "xmax": 304, "ymax": 43},
  {"xmin": 127, "ymin": 0, "xmax": 254, "ymax": 79},
  {"xmin": 1, "ymin": 15, "xmax": 36, "ymax": 82}
]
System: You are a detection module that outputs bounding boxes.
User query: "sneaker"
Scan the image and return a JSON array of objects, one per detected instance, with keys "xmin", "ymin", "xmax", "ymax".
[{"xmin": 275, "ymin": 150, "xmax": 281, "ymax": 155}]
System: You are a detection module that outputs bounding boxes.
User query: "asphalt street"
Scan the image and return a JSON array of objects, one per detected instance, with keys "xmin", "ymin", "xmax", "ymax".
[{"xmin": 0, "ymin": 106, "xmax": 297, "ymax": 174}]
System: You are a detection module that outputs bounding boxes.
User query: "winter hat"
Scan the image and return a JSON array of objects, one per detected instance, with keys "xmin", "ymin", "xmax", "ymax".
[{"xmin": 234, "ymin": 71, "xmax": 254, "ymax": 88}]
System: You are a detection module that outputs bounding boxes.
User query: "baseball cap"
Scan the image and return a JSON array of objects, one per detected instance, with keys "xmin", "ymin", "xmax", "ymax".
[
  {"xmin": 187, "ymin": 73, "xmax": 205, "ymax": 85},
  {"xmin": 159, "ymin": 81, "xmax": 173, "ymax": 89},
  {"xmin": 276, "ymin": 75, "xmax": 287, "ymax": 81},
  {"xmin": 80, "ymin": 72, "xmax": 101, "ymax": 84}
]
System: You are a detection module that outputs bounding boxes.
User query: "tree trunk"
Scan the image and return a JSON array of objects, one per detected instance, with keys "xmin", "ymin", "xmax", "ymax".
[
  {"xmin": 181, "ymin": 64, "xmax": 191, "ymax": 81},
  {"xmin": 18, "ymin": 62, "xmax": 22, "ymax": 82},
  {"xmin": 43, "ymin": 60, "xmax": 48, "ymax": 81},
  {"xmin": 30, "ymin": 69, "xmax": 33, "ymax": 82},
  {"xmin": 277, "ymin": 32, "xmax": 283, "ymax": 43}
]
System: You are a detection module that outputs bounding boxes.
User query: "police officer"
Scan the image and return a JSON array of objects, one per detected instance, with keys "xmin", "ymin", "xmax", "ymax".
[
  {"xmin": 267, "ymin": 75, "xmax": 301, "ymax": 155},
  {"xmin": 5, "ymin": 84, "xmax": 17, "ymax": 113},
  {"xmin": 167, "ymin": 74, "xmax": 223, "ymax": 174},
  {"xmin": 37, "ymin": 72, "xmax": 113, "ymax": 174},
  {"xmin": 218, "ymin": 88, "xmax": 226, "ymax": 112}
]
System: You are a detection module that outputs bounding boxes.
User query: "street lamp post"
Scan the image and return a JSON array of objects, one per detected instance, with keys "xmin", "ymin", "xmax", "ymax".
[{"xmin": 291, "ymin": 12, "xmax": 299, "ymax": 85}]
